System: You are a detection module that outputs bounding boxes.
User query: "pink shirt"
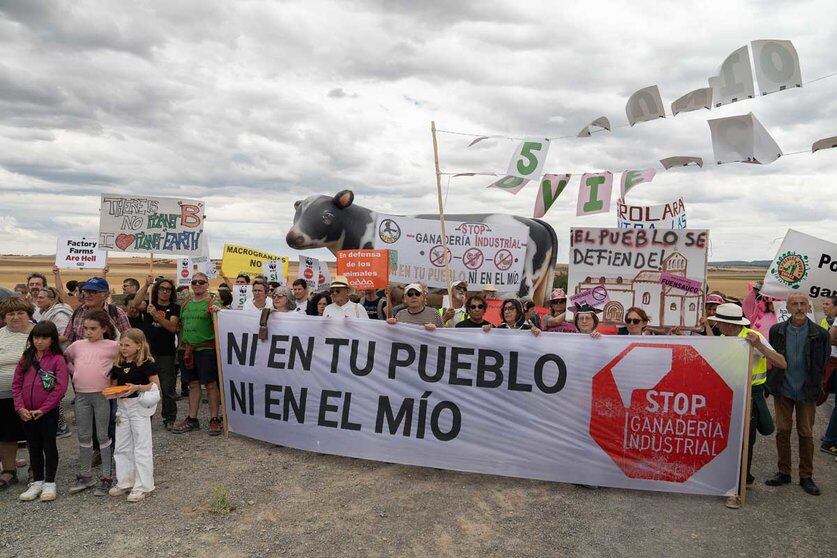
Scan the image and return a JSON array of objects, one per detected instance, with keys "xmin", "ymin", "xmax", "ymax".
[{"xmin": 65, "ymin": 339, "xmax": 119, "ymax": 393}]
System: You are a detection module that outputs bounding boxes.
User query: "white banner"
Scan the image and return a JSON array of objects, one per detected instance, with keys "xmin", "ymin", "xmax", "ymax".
[
  {"xmin": 760, "ymin": 229, "xmax": 836, "ymax": 301},
  {"xmin": 568, "ymin": 228, "xmax": 709, "ymax": 327},
  {"xmin": 617, "ymin": 198, "xmax": 687, "ymax": 230},
  {"xmin": 55, "ymin": 236, "xmax": 108, "ymax": 269},
  {"xmin": 218, "ymin": 312, "xmax": 749, "ymax": 496},
  {"xmin": 98, "ymin": 194, "xmax": 205, "ymax": 255},
  {"xmin": 373, "ymin": 215, "xmax": 527, "ymax": 289}
]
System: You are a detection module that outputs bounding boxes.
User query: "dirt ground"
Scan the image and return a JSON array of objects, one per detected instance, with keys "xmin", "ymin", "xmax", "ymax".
[{"xmin": 1, "ymin": 392, "xmax": 835, "ymax": 557}]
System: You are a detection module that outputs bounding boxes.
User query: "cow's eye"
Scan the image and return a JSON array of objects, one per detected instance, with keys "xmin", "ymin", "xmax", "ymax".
[{"xmin": 322, "ymin": 212, "xmax": 334, "ymax": 225}]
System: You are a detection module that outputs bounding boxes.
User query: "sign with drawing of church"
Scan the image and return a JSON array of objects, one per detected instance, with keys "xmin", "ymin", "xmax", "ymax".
[{"xmin": 568, "ymin": 228, "xmax": 709, "ymax": 328}]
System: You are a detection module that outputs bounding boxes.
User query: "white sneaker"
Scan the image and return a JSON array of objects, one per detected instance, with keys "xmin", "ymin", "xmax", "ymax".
[
  {"xmin": 109, "ymin": 485, "xmax": 131, "ymax": 497},
  {"xmin": 40, "ymin": 482, "xmax": 57, "ymax": 502},
  {"xmin": 127, "ymin": 490, "xmax": 146, "ymax": 502},
  {"xmin": 19, "ymin": 481, "xmax": 44, "ymax": 501}
]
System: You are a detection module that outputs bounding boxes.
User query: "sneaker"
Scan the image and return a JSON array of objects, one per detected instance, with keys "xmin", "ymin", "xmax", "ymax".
[
  {"xmin": 764, "ymin": 472, "xmax": 792, "ymax": 486},
  {"xmin": 109, "ymin": 485, "xmax": 131, "ymax": 497},
  {"xmin": 209, "ymin": 416, "xmax": 223, "ymax": 436},
  {"xmin": 821, "ymin": 444, "xmax": 837, "ymax": 457},
  {"xmin": 56, "ymin": 422, "xmax": 72, "ymax": 439},
  {"xmin": 93, "ymin": 477, "xmax": 113, "ymax": 497},
  {"xmin": 39, "ymin": 482, "xmax": 57, "ymax": 501},
  {"xmin": 800, "ymin": 477, "xmax": 821, "ymax": 496},
  {"xmin": 724, "ymin": 495, "xmax": 741, "ymax": 509},
  {"xmin": 19, "ymin": 481, "xmax": 44, "ymax": 501},
  {"xmin": 172, "ymin": 417, "xmax": 200, "ymax": 434},
  {"xmin": 127, "ymin": 490, "xmax": 147, "ymax": 502},
  {"xmin": 68, "ymin": 474, "xmax": 97, "ymax": 494}
]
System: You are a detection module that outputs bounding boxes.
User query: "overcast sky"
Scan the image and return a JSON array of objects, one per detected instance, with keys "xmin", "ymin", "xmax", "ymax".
[{"xmin": 1, "ymin": 0, "xmax": 834, "ymax": 262}]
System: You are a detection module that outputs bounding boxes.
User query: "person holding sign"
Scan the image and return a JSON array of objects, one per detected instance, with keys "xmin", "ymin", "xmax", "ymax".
[
  {"xmin": 455, "ymin": 294, "xmax": 493, "ymax": 331},
  {"xmin": 544, "ymin": 289, "xmax": 576, "ymax": 333},
  {"xmin": 495, "ymin": 299, "xmax": 539, "ymax": 334},
  {"xmin": 172, "ymin": 273, "xmax": 223, "ymax": 436},
  {"xmin": 243, "ymin": 281, "xmax": 273, "ymax": 312},
  {"xmin": 573, "ymin": 304, "xmax": 603, "ymax": 338},
  {"xmin": 618, "ymin": 307, "xmax": 650, "ymax": 336},
  {"xmin": 440, "ymin": 281, "xmax": 468, "ymax": 327},
  {"xmin": 323, "ymin": 277, "xmax": 368, "ymax": 319},
  {"xmin": 270, "ymin": 287, "xmax": 296, "ymax": 313},
  {"xmin": 707, "ymin": 303, "xmax": 786, "ymax": 508},
  {"xmin": 388, "ymin": 284, "xmax": 442, "ymax": 330}
]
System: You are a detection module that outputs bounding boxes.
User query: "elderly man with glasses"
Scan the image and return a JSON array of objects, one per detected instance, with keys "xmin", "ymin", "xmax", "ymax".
[
  {"xmin": 322, "ymin": 277, "xmax": 368, "ymax": 319},
  {"xmin": 440, "ymin": 280, "xmax": 468, "ymax": 327},
  {"xmin": 60, "ymin": 277, "xmax": 130, "ymax": 344},
  {"xmin": 387, "ymin": 283, "xmax": 443, "ymax": 330}
]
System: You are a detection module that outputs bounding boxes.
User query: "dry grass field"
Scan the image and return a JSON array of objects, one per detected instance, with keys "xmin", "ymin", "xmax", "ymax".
[{"xmin": 0, "ymin": 256, "xmax": 764, "ymax": 299}]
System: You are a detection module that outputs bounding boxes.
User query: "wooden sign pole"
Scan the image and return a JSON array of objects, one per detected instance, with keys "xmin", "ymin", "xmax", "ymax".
[
  {"xmin": 736, "ymin": 345, "xmax": 755, "ymax": 507},
  {"xmin": 149, "ymin": 252, "xmax": 155, "ymax": 277},
  {"xmin": 430, "ymin": 121, "xmax": 453, "ymax": 303},
  {"xmin": 211, "ymin": 310, "xmax": 230, "ymax": 436}
]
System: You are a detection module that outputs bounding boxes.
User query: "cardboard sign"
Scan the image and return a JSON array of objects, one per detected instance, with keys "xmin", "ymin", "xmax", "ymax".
[
  {"xmin": 177, "ymin": 258, "xmax": 193, "ymax": 287},
  {"xmin": 191, "ymin": 255, "xmax": 217, "ymax": 279},
  {"xmin": 297, "ymin": 256, "xmax": 329, "ymax": 290},
  {"xmin": 660, "ymin": 271, "xmax": 702, "ymax": 294},
  {"xmin": 337, "ymin": 249, "xmax": 390, "ymax": 289},
  {"xmin": 617, "ymin": 198, "xmax": 687, "ymax": 230},
  {"xmin": 760, "ymin": 229, "xmax": 836, "ymax": 300},
  {"xmin": 221, "ymin": 243, "xmax": 289, "ymax": 279},
  {"xmin": 230, "ymin": 285, "xmax": 252, "ymax": 310},
  {"xmin": 219, "ymin": 312, "xmax": 750, "ymax": 496},
  {"xmin": 568, "ymin": 228, "xmax": 709, "ymax": 327},
  {"xmin": 373, "ymin": 215, "xmax": 527, "ymax": 290},
  {"xmin": 264, "ymin": 260, "xmax": 286, "ymax": 286},
  {"xmin": 98, "ymin": 194, "xmax": 205, "ymax": 255},
  {"xmin": 55, "ymin": 236, "xmax": 108, "ymax": 269},
  {"xmin": 570, "ymin": 285, "xmax": 611, "ymax": 309}
]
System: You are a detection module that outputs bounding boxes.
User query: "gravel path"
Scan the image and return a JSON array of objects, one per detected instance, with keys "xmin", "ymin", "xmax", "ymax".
[{"xmin": 1, "ymin": 397, "xmax": 835, "ymax": 557}]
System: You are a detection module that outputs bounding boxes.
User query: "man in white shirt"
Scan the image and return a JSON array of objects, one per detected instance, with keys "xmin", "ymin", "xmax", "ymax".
[
  {"xmin": 322, "ymin": 276, "xmax": 368, "ymax": 319},
  {"xmin": 291, "ymin": 279, "xmax": 309, "ymax": 314}
]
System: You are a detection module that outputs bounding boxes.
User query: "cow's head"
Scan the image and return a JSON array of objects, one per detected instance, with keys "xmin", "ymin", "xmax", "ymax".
[{"xmin": 286, "ymin": 190, "xmax": 355, "ymax": 249}]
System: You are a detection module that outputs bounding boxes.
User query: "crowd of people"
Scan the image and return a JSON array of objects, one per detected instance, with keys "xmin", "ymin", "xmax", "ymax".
[{"xmin": 1, "ymin": 266, "xmax": 835, "ymax": 509}]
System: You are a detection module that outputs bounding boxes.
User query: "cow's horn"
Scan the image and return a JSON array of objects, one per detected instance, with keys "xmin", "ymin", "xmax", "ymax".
[{"xmin": 332, "ymin": 190, "xmax": 354, "ymax": 209}]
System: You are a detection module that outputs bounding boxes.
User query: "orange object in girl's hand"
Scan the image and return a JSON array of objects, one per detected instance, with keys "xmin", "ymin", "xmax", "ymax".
[{"xmin": 102, "ymin": 385, "xmax": 132, "ymax": 398}]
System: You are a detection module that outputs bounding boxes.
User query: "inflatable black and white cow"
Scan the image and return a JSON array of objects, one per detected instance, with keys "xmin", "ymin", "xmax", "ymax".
[{"xmin": 286, "ymin": 190, "xmax": 558, "ymax": 304}]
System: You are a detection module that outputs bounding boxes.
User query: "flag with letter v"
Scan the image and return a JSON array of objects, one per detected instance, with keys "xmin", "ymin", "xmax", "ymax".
[{"xmin": 533, "ymin": 173, "xmax": 570, "ymax": 218}]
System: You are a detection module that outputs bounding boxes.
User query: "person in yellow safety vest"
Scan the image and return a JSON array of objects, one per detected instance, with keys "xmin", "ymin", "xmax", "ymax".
[
  {"xmin": 708, "ymin": 303, "xmax": 788, "ymax": 509},
  {"xmin": 440, "ymin": 281, "xmax": 468, "ymax": 327},
  {"xmin": 819, "ymin": 295, "xmax": 837, "ymax": 457}
]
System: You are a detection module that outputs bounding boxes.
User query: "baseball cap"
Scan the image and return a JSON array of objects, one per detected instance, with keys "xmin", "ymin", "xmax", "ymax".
[
  {"xmin": 405, "ymin": 283, "xmax": 424, "ymax": 293},
  {"xmin": 706, "ymin": 294, "xmax": 724, "ymax": 305},
  {"xmin": 80, "ymin": 277, "xmax": 109, "ymax": 292}
]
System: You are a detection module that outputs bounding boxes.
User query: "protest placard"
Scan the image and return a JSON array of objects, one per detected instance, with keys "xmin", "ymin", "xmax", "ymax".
[
  {"xmin": 264, "ymin": 260, "xmax": 286, "ymax": 286},
  {"xmin": 218, "ymin": 312, "xmax": 749, "ymax": 497},
  {"xmin": 177, "ymin": 258, "xmax": 192, "ymax": 287},
  {"xmin": 568, "ymin": 228, "xmax": 709, "ymax": 327},
  {"xmin": 221, "ymin": 243, "xmax": 289, "ymax": 279},
  {"xmin": 570, "ymin": 285, "xmax": 610, "ymax": 310},
  {"xmin": 617, "ymin": 197, "xmax": 687, "ymax": 230},
  {"xmin": 230, "ymin": 285, "xmax": 251, "ymax": 310},
  {"xmin": 660, "ymin": 271, "xmax": 702, "ymax": 294},
  {"xmin": 760, "ymin": 229, "xmax": 837, "ymax": 301},
  {"xmin": 373, "ymin": 215, "xmax": 527, "ymax": 289},
  {"xmin": 55, "ymin": 236, "xmax": 108, "ymax": 269},
  {"xmin": 98, "ymin": 194, "xmax": 205, "ymax": 255},
  {"xmin": 297, "ymin": 256, "xmax": 329, "ymax": 290},
  {"xmin": 337, "ymin": 249, "xmax": 390, "ymax": 289}
]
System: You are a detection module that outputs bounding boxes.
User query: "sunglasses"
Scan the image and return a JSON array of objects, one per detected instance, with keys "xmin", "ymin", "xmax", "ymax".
[
  {"xmin": 625, "ymin": 318, "xmax": 643, "ymax": 325},
  {"xmin": 454, "ymin": 286, "xmax": 466, "ymax": 291},
  {"xmin": 191, "ymin": 279, "xmax": 208, "ymax": 286},
  {"xmin": 405, "ymin": 290, "xmax": 422, "ymax": 297},
  {"xmin": 157, "ymin": 286, "xmax": 172, "ymax": 292},
  {"xmin": 551, "ymin": 299, "xmax": 567, "ymax": 303},
  {"xmin": 468, "ymin": 304, "xmax": 485, "ymax": 310},
  {"xmin": 272, "ymin": 293, "xmax": 287, "ymax": 298}
]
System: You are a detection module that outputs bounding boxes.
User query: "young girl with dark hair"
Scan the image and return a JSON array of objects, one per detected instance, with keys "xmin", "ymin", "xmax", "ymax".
[
  {"xmin": 12, "ymin": 321, "xmax": 68, "ymax": 501},
  {"xmin": 64, "ymin": 309, "xmax": 118, "ymax": 496}
]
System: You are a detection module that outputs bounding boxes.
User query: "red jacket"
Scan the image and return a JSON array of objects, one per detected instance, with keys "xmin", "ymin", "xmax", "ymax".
[{"xmin": 12, "ymin": 351, "xmax": 69, "ymax": 414}]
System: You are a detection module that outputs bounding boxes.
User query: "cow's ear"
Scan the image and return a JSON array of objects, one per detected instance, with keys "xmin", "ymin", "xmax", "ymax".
[
  {"xmin": 332, "ymin": 190, "xmax": 354, "ymax": 209},
  {"xmin": 294, "ymin": 200, "xmax": 301, "ymax": 209}
]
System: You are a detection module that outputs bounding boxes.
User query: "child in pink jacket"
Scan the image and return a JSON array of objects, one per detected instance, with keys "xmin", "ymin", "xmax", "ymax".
[{"xmin": 12, "ymin": 321, "xmax": 69, "ymax": 502}]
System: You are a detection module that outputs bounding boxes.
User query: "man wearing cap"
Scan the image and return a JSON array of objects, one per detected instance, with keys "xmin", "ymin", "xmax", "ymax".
[
  {"xmin": 764, "ymin": 293, "xmax": 829, "ymax": 496},
  {"xmin": 544, "ymin": 289, "xmax": 576, "ymax": 333},
  {"xmin": 61, "ymin": 277, "xmax": 130, "ymax": 344},
  {"xmin": 708, "ymin": 303, "xmax": 786, "ymax": 508},
  {"xmin": 388, "ymin": 283, "xmax": 443, "ymax": 330},
  {"xmin": 440, "ymin": 281, "xmax": 468, "ymax": 327},
  {"xmin": 323, "ymin": 276, "xmax": 368, "ymax": 319},
  {"xmin": 482, "ymin": 284, "xmax": 498, "ymax": 300}
]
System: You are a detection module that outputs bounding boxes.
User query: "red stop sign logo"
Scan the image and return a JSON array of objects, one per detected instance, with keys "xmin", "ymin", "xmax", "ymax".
[
  {"xmin": 589, "ymin": 343, "xmax": 733, "ymax": 483},
  {"xmin": 303, "ymin": 267, "xmax": 314, "ymax": 280},
  {"xmin": 180, "ymin": 268, "xmax": 189, "ymax": 278}
]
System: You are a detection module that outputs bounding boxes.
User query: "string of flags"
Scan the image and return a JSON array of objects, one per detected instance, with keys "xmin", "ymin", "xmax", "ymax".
[{"xmin": 434, "ymin": 39, "xmax": 835, "ymax": 220}]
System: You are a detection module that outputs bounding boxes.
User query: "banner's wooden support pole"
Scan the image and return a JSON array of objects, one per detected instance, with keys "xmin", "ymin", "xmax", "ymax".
[
  {"xmin": 149, "ymin": 252, "xmax": 155, "ymax": 277},
  {"xmin": 737, "ymin": 345, "xmax": 755, "ymax": 507},
  {"xmin": 212, "ymin": 310, "xmax": 230, "ymax": 436},
  {"xmin": 431, "ymin": 121, "xmax": 453, "ymax": 304}
]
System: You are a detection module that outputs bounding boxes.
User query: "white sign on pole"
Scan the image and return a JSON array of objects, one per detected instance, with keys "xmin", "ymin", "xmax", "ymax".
[
  {"xmin": 265, "ymin": 260, "xmax": 286, "ymax": 286},
  {"xmin": 760, "ymin": 229, "xmax": 836, "ymax": 301},
  {"xmin": 218, "ymin": 312, "xmax": 749, "ymax": 497},
  {"xmin": 55, "ymin": 236, "xmax": 108, "ymax": 269},
  {"xmin": 297, "ymin": 256, "xmax": 328, "ymax": 291},
  {"xmin": 98, "ymin": 194, "xmax": 205, "ymax": 255},
  {"xmin": 373, "ymin": 214, "xmax": 527, "ymax": 290},
  {"xmin": 177, "ymin": 258, "xmax": 193, "ymax": 287},
  {"xmin": 231, "ymin": 285, "xmax": 252, "ymax": 310},
  {"xmin": 568, "ymin": 228, "xmax": 709, "ymax": 327},
  {"xmin": 617, "ymin": 198, "xmax": 687, "ymax": 230}
]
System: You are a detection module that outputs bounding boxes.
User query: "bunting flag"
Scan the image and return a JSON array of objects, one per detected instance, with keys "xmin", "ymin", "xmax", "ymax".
[
  {"xmin": 576, "ymin": 172, "xmax": 613, "ymax": 216},
  {"xmin": 660, "ymin": 156, "xmax": 703, "ymax": 169},
  {"xmin": 709, "ymin": 46, "xmax": 755, "ymax": 107},
  {"xmin": 671, "ymin": 87, "xmax": 713, "ymax": 116},
  {"xmin": 626, "ymin": 85, "xmax": 665, "ymax": 126},
  {"xmin": 619, "ymin": 169, "xmax": 656, "ymax": 198},
  {"xmin": 812, "ymin": 136, "xmax": 837, "ymax": 153},
  {"xmin": 577, "ymin": 116, "xmax": 611, "ymax": 137},
  {"xmin": 487, "ymin": 175, "xmax": 530, "ymax": 194},
  {"xmin": 533, "ymin": 173, "xmax": 571, "ymax": 218},
  {"xmin": 708, "ymin": 113, "xmax": 782, "ymax": 164},
  {"xmin": 751, "ymin": 40, "xmax": 802, "ymax": 95}
]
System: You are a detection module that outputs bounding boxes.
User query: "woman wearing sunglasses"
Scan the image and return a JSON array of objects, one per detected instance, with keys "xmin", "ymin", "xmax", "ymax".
[
  {"xmin": 495, "ymin": 298, "xmax": 540, "ymax": 335},
  {"xmin": 618, "ymin": 307, "xmax": 650, "ymax": 336},
  {"xmin": 455, "ymin": 294, "xmax": 492, "ymax": 332}
]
